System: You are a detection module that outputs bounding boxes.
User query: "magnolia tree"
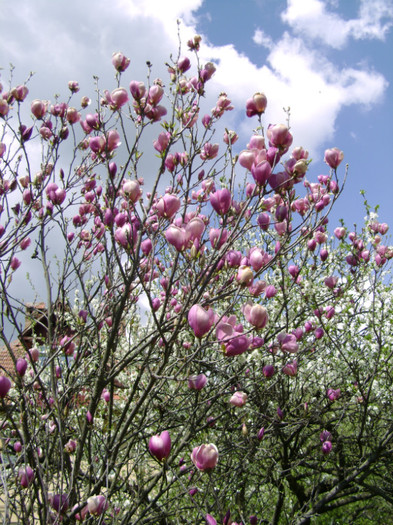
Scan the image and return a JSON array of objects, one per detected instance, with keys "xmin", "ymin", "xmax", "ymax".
[{"xmin": 0, "ymin": 35, "xmax": 392, "ymax": 525}]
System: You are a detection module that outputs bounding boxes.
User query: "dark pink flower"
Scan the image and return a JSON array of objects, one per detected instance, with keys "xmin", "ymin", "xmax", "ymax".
[
  {"xmin": 18, "ymin": 466, "xmax": 34, "ymax": 488},
  {"xmin": 188, "ymin": 374, "xmax": 208, "ymax": 391},
  {"xmin": 0, "ymin": 375, "xmax": 11, "ymax": 398},
  {"xmin": 210, "ymin": 188, "xmax": 231, "ymax": 215},
  {"xmin": 149, "ymin": 431, "xmax": 171, "ymax": 461}
]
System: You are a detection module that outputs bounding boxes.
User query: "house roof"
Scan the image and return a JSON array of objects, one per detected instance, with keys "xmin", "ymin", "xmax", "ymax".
[
  {"xmin": 0, "ymin": 340, "xmax": 26, "ymax": 375},
  {"xmin": 0, "ymin": 302, "xmax": 49, "ymax": 376}
]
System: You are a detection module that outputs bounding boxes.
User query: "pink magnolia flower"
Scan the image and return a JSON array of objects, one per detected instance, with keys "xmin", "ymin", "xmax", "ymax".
[
  {"xmin": 122, "ymin": 180, "xmax": 141, "ymax": 203},
  {"xmin": 277, "ymin": 332, "xmax": 298, "ymax": 353},
  {"xmin": 267, "ymin": 124, "xmax": 293, "ymax": 152},
  {"xmin": 66, "ymin": 107, "xmax": 80, "ymax": 124},
  {"xmin": 320, "ymin": 430, "xmax": 332, "ymax": 442},
  {"xmin": 327, "ymin": 388, "xmax": 341, "ymax": 401},
  {"xmin": 18, "ymin": 466, "xmax": 34, "ymax": 488},
  {"xmin": 249, "ymin": 280, "xmax": 267, "ymax": 297},
  {"xmin": 153, "ymin": 131, "xmax": 171, "ymax": 153},
  {"xmin": 46, "ymin": 183, "xmax": 66, "ymax": 205},
  {"xmin": 129, "ymin": 80, "xmax": 146, "ymax": 100},
  {"xmin": 216, "ymin": 316, "xmax": 250, "ymax": 357},
  {"xmin": 246, "ymin": 92, "xmax": 267, "ymax": 117},
  {"xmin": 223, "ymin": 130, "xmax": 238, "ymax": 145},
  {"xmin": 334, "ymin": 227, "xmax": 346, "ymax": 239},
  {"xmin": 31, "ymin": 99, "xmax": 47, "ymax": 119},
  {"xmin": 257, "ymin": 212, "xmax": 270, "ymax": 231},
  {"xmin": 242, "ymin": 302, "xmax": 268, "ymax": 329},
  {"xmin": 288, "ymin": 265, "xmax": 299, "ymax": 279},
  {"xmin": 248, "ymin": 135, "xmax": 266, "ymax": 150},
  {"xmin": 148, "ymin": 84, "xmax": 164, "ymax": 105},
  {"xmin": 10, "ymin": 257, "xmax": 21, "ymax": 271},
  {"xmin": 49, "ymin": 494, "xmax": 69, "ymax": 513},
  {"xmin": 16, "ymin": 358, "xmax": 28, "ymax": 377},
  {"xmin": 60, "ymin": 335, "xmax": 76, "ymax": 356},
  {"xmin": 12, "ymin": 85, "xmax": 29, "ymax": 101},
  {"xmin": 200, "ymin": 142, "xmax": 219, "ymax": 161},
  {"xmin": 89, "ymin": 135, "xmax": 106, "ymax": 153},
  {"xmin": 68, "ymin": 80, "xmax": 79, "ymax": 93},
  {"xmin": 188, "ymin": 373, "xmax": 208, "ymax": 391},
  {"xmin": 263, "ymin": 365, "xmax": 274, "ymax": 378},
  {"xmin": 87, "ymin": 495, "xmax": 108, "ymax": 516},
  {"xmin": 112, "ymin": 51, "xmax": 130, "ymax": 72},
  {"xmin": 108, "ymin": 87, "xmax": 129, "ymax": 109},
  {"xmin": 165, "ymin": 225, "xmax": 190, "ymax": 251},
  {"xmin": 0, "ymin": 100, "xmax": 10, "ymax": 117},
  {"xmin": 238, "ymin": 150, "xmax": 256, "ymax": 171},
  {"xmin": 322, "ymin": 441, "xmax": 332, "ymax": 455},
  {"xmin": 200, "ymin": 62, "xmax": 216, "ymax": 81},
  {"xmin": 191, "ymin": 443, "xmax": 218, "ymax": 471},
  {"xmin": 115, "ymin": 223, "xmax": 134, "ymax": 249},
  {"xmin": 149, "ymin": 431, "xmax": 171, "ymax": 461},
  {"xmin": 236, "ymin": 266, "xmax": 254, "ymax": 287},
  {"xmin": 209, "ymin": 227, "xmax": 228, "ymax": 249},
  {"xmin": 249, "ymin": 247, "xmax": 271, "ymax": 272},
  {"xmin": 177, "ymin": 56, "xmax": 191, "ymax": 73},
  {"xmin": 186, "ymin": 217, "xmax": 205, "ymax": 241},
  {"xmin": 106, "ymin": 129, "xmax": 121, "ymax": 152},
  {"xmin": 155, "ymin": 194, "xmax": 181, "ymax": 218},
  {"xmin": 314, "ymin": 327, "xmax": 324, "ymax": 339},
  {"xmin": 229, "ymin": 391, "xmax": 247, "ymax": 407},
  {"xmin": 0, "ymin": 376, "xmax": 11, "ymax": 398},
  {"xmin": 188, "ymin": 304, "xmax": 215, "ymax": 338},
  {"xmin": 282, "ymin": 360, "xmax": 298, "ymax": 377},
  {"xmin": 265, "ymin": 285, "xmax": 277, "ymax": 299},
  {"xmin": 251, "ymin": 160, "xmax": 271, "ymax": 186},
  {"xmin": 324, "ymin": 147, "xmax": 344, "ymax": 169},
  {"xmin": 210, "ymin": 188, "xmax": 231, "ymax": 215}
]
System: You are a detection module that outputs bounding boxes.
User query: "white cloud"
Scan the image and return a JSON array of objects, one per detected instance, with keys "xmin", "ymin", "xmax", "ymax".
[
  {"xmin": 115, "ymin": 0, "xmax": 202, "ymax": 24},
  {"xmin": 252, "ymin": 29, "xmax": 273, "ymax": 49},
  {"xmin": 354, "ymin": 0, "xmax": 393, "ymax": 40},
  {"xmin": 0, "ymin": 0, "xmax": 389, "ymax": 164},
  {"xmin": 282, "ymin": 0, "xmax": 393, "ymax": 48},
  {"xmin": 200, "ymin": 30, "xmax": 387, "ymax": 156}
]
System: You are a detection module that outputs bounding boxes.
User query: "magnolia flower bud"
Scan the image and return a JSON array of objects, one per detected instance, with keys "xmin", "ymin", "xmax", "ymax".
[
  {"xmin": 324, "ymin": 148, "xmax": 344, "ymax": 169},
  {"xmin": 16, "ymin": 358, "xmax": 28, "ymax": 377},
  {"xmin": 112, "ymin": 52, "xmax": 130, "ymax": 72},
  {"xmin": 149, "ymin": 431, "xmax": 171, "ymax": 461},
  {"xmin": 188, "ymin": 373, "xmax": 208, "ymax": 391},
  {"xmin": 188, "ymin": 304, "xmax": 215, "ymax": 338},
  {"xmin": 0, "ymin": 376, "xmax": 11, "ymax": 398},
  {"xmin": 18, "ymin": 466, "xmax": 34, "ymax": 488}
]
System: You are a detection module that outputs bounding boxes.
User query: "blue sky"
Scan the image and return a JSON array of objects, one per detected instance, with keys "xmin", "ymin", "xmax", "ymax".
[{"xmin": 1, "ymin": 0, "xmax": 393, "ymax": 231}]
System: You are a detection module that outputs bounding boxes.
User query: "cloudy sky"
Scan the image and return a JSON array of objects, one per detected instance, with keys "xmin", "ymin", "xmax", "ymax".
[{"xmin": 1, "ymin": 0, "xmax": 393, "ymax": 229}]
